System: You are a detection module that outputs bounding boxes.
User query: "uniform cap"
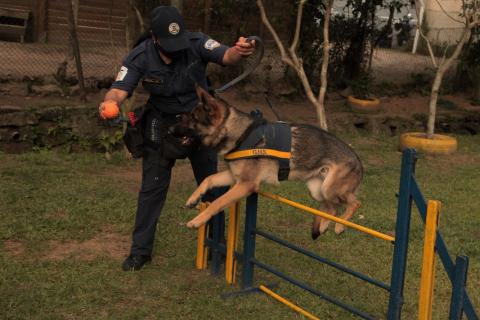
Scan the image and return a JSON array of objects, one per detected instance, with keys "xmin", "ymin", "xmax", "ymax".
[{"xmin": 150, "ymin": 6, "xmax": 189, "ymax": 52}]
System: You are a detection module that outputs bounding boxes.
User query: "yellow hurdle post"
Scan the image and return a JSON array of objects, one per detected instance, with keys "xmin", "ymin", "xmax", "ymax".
[
  {"xmin": 418, "ymin": 200, "xmax": 441, "ymax": 320},
  {"xmin": 195, "ymin": 202, "xmax": 210, "ymax": 270},
  {"xmin": 259, "ymin": 285, "xmax": 320, "ymax": 320},
  {"xmin": 226, "ymin": 202, "xmax": 240, "ymax": 284},
  {"xmin": 258, "ymin": 191, "xmax": 395, "ymax": 243},
  {"xmin": 232, "ymin": 201, "xmax": 241, "ymax": 285}
]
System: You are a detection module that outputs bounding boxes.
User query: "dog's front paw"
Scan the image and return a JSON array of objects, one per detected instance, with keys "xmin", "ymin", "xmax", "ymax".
[
  {"xmin": 185, "ymin": 196, "xmax": 201, "ymax": 209},
  {"xmin": 334, "ymin": 223, "xmax": 345, "ymax": 235},
  {"xmin": 186, "ymin": 217, "xmax": 204, "ymax": 229},
  {"xmin": 186, "ymin": 220, "xmax": 198, "ymax": 229}
]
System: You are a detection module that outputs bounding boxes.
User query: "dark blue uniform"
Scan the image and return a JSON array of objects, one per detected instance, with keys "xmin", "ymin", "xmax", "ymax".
[{"xmin": 111, "ymin": 32, "xmax": 228, "ymax": 257}]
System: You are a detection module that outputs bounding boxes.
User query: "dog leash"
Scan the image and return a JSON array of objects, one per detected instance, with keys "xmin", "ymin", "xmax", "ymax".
[
  {"xmin": 213, "ymin": 36, "xmax": 265, "ymax": 94},
  {"xmin": 184, "ymin": 36, "xmax": 264, "ymax": 94}
]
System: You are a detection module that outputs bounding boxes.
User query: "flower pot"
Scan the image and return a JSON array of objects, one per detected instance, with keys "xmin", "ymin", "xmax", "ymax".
[
  {"xmin": 399, "ymin": 132, "xmax": 457, "ymax": 154},
  {"xmin": 347, "ymin": 95, "xmax": 381, "ymax": 113}
]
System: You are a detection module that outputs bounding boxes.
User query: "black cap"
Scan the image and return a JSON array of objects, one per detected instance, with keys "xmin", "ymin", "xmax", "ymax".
[{"xmin": 150, "ymin": 6, "xmax": 189, "ymax": 52}]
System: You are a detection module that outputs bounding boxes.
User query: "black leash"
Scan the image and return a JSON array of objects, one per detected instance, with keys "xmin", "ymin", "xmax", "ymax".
[{"xmin": 213, "ymin": 36, "xmax": 265, "ymax": 94}]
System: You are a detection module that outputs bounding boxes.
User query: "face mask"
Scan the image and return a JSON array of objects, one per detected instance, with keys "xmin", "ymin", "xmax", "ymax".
[{"xmin": 154, "ymin": 42, "xmax": 185, "ymax": 60}]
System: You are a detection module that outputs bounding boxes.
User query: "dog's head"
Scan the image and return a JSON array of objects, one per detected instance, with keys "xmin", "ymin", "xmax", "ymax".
[{"xmin": 178, "ymin": 85, "xmax": 229, "ymax": 146}]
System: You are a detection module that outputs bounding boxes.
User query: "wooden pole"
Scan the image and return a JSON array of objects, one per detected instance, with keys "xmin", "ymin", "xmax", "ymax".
[
  {"xmin": 66, "ymin": 0, "xmax": 86, "ymax": 102},
  {"xmin": 34, "ymin": 0, "xmax": 48, "ymax": 42}
]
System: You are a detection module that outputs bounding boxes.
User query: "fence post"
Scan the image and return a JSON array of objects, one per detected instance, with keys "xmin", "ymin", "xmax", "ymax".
[
  {"xmin": 241, "ymin": 193, "xmax": 258, "ymax": 289},
  {"xmin": 449, "ymin": 256, "xmax": 470, "ymax": 320},
  {"xmin": 387, "ymin": 149, "xmax": 416, "ymax": 320}
]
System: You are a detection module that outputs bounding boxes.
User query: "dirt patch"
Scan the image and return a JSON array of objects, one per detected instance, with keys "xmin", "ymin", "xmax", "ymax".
[
  {"xmin": 3, "ymin": 239, "xmax": 25, "ymax": 257},
  {"xmin": 42, "ymin": 225, "xmax": 130, "ymax": 261}
]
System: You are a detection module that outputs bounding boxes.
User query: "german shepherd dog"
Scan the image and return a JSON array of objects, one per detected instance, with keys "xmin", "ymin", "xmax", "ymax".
[{"xmin": 181, "ymin": 85, "xmax": 363, "ymax": 239}]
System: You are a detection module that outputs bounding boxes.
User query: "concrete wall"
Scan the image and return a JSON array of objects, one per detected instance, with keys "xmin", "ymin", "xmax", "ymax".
[{"xmin": 423, "ymin": 0, "xmax": 465, "ymax": 44}]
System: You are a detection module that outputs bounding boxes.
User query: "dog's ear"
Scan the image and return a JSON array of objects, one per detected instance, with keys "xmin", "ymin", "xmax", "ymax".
[
  {"xmin": 195, "ymin": 84, "xmax": 224, "ymax": 125},
  {"xmin": 195, "ymin": 84, "xmax": 212, "ymax": 106}
]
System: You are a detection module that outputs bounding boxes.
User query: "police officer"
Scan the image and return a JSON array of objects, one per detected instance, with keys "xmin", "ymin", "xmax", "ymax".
[{"xmin": 99, "ymin": 6, "xmax": 255, "ymax": 271}]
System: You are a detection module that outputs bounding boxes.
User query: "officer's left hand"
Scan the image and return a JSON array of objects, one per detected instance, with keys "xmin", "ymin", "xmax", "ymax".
[{"xmin": 235, "ymin": 37, "xmax": 255, "ymax": 57}]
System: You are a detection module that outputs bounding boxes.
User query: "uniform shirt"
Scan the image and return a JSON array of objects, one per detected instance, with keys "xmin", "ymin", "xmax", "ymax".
[{"xmin": 111, "ymin": 32, "xmax": 228, "ymax": 114}]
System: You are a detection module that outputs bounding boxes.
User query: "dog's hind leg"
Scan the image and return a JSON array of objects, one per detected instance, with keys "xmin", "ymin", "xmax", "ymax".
[
  {"xmin": 185, "ymin": 170, "xmax": 235, "ymax": 208},
  {"xmin": 334, "ymin": 193, "xmax": 361, "ymax": 234},
  {"xmin": 186, "ymin": 181, "xmax": 259, "ymax": 228},
  {"xmin": 311, "ymin": 202, "xmax": 338, "ymax": 239},
  {"xmin": 307, "ymin": 178, "xmax": 337, "ymax": 239}
]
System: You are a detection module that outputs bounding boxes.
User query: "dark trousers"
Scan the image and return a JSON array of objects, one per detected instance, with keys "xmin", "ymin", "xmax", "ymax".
[{"xmin": 130, "ymin": 145, "xmax": 225, "ymax": 256}]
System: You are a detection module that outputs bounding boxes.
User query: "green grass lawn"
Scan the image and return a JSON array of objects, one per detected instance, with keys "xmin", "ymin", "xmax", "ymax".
[{"xmin": 1, "ymin": 134, "xmax": 479, "ymax": 319}]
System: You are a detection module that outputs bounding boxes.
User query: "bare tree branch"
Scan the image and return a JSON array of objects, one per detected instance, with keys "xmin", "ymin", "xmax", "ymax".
[
  {"xmin": 289, "ymin": 0, "xmax": 307, "ymax": 68},
  {"xmin": 256, "ymin": 0, "xmax": 329, "ymax": 130},
  {"xmin": 418, "ymin": 26, "xmax": 438, "ymax": 67},
  {"xmin": 256, "ymin": 0, "xmax": 294, "ymax": 68}
]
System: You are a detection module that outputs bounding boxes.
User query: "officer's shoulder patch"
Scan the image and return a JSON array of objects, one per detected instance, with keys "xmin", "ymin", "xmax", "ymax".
[
  {"xmin": 204, "ymin": 39, "xmax": 221, "ymax": 51},
  {"xmin": 115, "ymin": 66, "xmax": 128, "ymax": 81}
]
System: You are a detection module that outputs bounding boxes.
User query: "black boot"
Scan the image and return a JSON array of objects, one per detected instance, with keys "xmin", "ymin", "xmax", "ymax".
[{"xmin": 122, "ymin": 255, "xmax": 152, "ymax": 271}]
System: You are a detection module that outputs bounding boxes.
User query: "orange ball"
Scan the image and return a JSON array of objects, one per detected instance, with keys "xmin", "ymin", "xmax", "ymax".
[{"xmin": 101, "ymin": 100, "xmax": 120, "ymax": 119}]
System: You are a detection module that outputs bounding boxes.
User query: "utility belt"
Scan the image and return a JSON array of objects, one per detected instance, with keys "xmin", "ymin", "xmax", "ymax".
[{"xmin": 123, "ymin": 103, "xmax": 199, "ymax": 165}]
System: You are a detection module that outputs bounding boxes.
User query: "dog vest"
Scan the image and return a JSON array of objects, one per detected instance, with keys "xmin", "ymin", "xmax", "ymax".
[{"xmin": 224, "ymin": 121, "xmax": 291, "ymax": 181}]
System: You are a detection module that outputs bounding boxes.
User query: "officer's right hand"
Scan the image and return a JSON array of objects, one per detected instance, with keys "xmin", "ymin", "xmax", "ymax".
[{"xmin": 98, "ymin": 100, "xmax": 120, "ymax": 120}]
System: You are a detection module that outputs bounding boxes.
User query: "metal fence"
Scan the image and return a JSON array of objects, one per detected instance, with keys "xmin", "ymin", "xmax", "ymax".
[
  {"xmin": 0, "ymin": 40, "xmax": 126, "ymax": 80},
  {"xmin": 0, "ymin": 38, "xmax": 441, "ymax": 84}
]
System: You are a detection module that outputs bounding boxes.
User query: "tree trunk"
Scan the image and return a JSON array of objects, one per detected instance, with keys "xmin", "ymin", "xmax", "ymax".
[
  {"xmin": 427, "ymin": 28, "xmax": 471, "ymax": 137},
  {"xmin": 317, "ymin": 0, "xmax": 334, "ymax": 131}
]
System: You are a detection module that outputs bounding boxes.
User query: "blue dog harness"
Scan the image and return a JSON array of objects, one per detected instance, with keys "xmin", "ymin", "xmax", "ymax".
[{"xmin": 224, "ymin": 121, "xmax": 292, "ymax": 181}]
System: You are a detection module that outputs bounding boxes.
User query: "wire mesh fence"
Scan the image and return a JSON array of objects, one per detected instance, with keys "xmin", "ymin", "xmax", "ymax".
[
  {"xmin": 0, "ymin": 37, "xmax": 442, "ymax": 85},
  {"xmin": 0, "ymin": 40, "xmax": 127, "ymax": 80}
]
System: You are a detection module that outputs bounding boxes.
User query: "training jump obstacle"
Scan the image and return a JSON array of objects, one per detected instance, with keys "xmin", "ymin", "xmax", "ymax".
[{"xmin": 195, "ymin": 149, "xmax": 478, "ymax": 319}]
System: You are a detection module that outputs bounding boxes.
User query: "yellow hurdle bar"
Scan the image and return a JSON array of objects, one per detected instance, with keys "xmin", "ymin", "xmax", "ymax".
[
  {"xmin": 259, "ymin": 285, "xmax": 320, "ymax": 320},
  {"xmin": 258, "ymin": 191, "xmax": 395, "ymax": 243},
  {"xmin": 195, "ymin": 202, "xmax": 210, "ymax": 270},
  {"xmin": 226, "ymin": 202, "xmax": 240, "ymax": 284},
  {"xmin": 418, "ymin": 200, "xmax": 441, "ymax": 320}
]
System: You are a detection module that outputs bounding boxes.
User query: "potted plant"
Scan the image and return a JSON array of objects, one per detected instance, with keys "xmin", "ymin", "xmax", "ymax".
[{"xmin": 347, "ymin": 71, "xmax": 381, "ymax": 112}]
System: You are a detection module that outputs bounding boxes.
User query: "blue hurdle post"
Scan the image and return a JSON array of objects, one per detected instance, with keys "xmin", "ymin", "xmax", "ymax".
[
  {"xmin": 387, "ymin": 148, "xmax": 416, "ymax": 319},
  {"xmin": 449, "ymin": 256, "xmax": 470, "ymax": 320},
  {"xmin": 241, "ymin": 193, "xmax": 258, "ymax": 289}
]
